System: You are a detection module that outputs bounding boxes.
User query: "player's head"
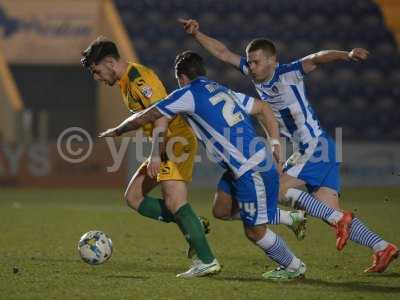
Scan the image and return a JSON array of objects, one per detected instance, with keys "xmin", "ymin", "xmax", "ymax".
[
  {"xmin": 81, "ymin": 36, "xmax": 121, "ymax": 86},
  {"xmin": 245, "ymin": 38, "xmax": 277, "ymax": 82},
  {"xmin": 174, "ymin": 51, "xmax": 206, "ymax": 87}
]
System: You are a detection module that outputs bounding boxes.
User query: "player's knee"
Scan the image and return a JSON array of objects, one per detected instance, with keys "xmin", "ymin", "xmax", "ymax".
[
  {"xmin": 244, "ymin": 225, "xmax": 267, "ymax": 243},
  {"xmin": 313, "ymin": 189, "xmax": 340, "ymax": 210},
  {"xmin": 124, "ymin": 189, "xmax": 143, "ymax": 211},
  {"xmin": 279, "ymin": 183, "xmax": 289, "ymax": 198},
  {"xmin": 244, "ymin": 230, "xmax": 258, "ymax": 243},
  {"xmin": 162, "ymin": 188, "xmax": 174, "ymax": 212},
  {"xmin": 161, "ymin": 181, "xmax": 187, "ymax": 213},
  {"xmin": 278, "ymin": 184, "xmax": 291, "ymax": 206},
  {"xmin": 164, "ymin": 194, "xmax": 186, "ymax": 214},
  {"xmin": 212, "ymin": 205, "xmax": 231, "ymax": 220},
  {"xmin": 280, "ymin": 188, "xmax": 302, "ymax": 208},
  {"xmin": 163, "ymin": 196, "xmax": 175, "ymax": 214},
  {"xmin": 165, "ymin": 199, "xmax": 184, "ymax": 214},
  {"xmin": 212, "ymin": 192, "xmax": 234, "ymax": 220}
]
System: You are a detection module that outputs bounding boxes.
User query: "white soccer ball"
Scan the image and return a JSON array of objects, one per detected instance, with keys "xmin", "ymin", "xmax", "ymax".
[{"xmin": 78, "ymin": 230, "xmax": 113, "ymax": 265}]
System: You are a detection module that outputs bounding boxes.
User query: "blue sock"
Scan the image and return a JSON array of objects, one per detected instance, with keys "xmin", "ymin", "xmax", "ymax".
[{"xmin": 349, "ymin": 218, "xmax": 388, "ymax": 252}]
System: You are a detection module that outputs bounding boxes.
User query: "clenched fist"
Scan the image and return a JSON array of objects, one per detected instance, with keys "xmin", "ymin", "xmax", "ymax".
[
  {"xmin": 178, "ymin": 18, "xmax": 199, "ymax": 35},
  {"xmin": 348, "ymin": 48, "xmax": 369, "ymax": 61}
]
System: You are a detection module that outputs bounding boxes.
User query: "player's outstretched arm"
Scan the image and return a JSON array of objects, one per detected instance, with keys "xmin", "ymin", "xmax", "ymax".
[
  {"xmin": 250, "ymin": 99, "xmax": 281, "ymax": 165},
  {"xmin": 179, "ymin": 18, "xmax": 241, "ymax": 68},
  {"xmin": 98, "ymin": 106, "xmax": 163, "ymax": 138},
  {"xmin": 301, "ymin": 48, "xmax": 369, "ymax": 74}
]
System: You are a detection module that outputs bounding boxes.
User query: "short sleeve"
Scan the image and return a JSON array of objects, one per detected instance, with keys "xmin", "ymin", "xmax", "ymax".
[
  {"xmin": 231, "ymin": 91, "xmax": 254, "ymax": 114},
  {"xmin": 278, "ymin": 60, "xmax": 305, "ymax": 84},
  {"xmin": 155, "ymin": 88, "xmax": 195, "ymax": 119},
  {"xmin": 130, "ymin": 80, "xmax": 160, "ymax": 105},
  {"xmin": 237, "ymin": 56, "xmax": 250, "ymax": 75},
  {"xmin": 128, "ymin": 64, "xmax": 168, "ymax": 106}
]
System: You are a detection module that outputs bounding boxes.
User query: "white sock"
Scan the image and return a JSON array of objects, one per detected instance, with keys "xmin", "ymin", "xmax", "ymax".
[
  {"xmin": 372, "ymin": 240, "xmax": 389, "ymax": 253},
  {"xmin": 286, "ymin": 256, "xmax": 301, "ymax": 272},
  {"xmin": 327, "ymin": 211, "xmax": 344, "ymax": 224},
  {"xmin": 279, "ymin": 210, "xmax": 293, "ymax": 225},
  {"xmin": 256, "ymin": 228, "xmax": 276, "ymax": 249}
]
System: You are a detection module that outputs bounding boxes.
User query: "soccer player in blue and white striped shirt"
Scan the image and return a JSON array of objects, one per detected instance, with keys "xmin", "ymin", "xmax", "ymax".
[{"xmin": 181, "ymin": 18, "xmax": 399, "ymax": 273}]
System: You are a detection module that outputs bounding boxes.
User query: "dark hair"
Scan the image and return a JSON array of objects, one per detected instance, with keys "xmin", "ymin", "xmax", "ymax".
[
  {"xmin": 246, "ymin": 38, "xmax": 276, "ymax": 57},
  {"xmin": 80, "ymin": 36, "xmax": 120, "ymax": 68},
  {"xmin": 174, "ymin": 51, "xmax": 206, "ymax": 80}
]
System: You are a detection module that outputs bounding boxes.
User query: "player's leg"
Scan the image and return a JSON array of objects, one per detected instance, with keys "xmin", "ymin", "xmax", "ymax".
[
  {"xmin": 314, "ymin": 181, "xmax": 390, "ymax": 254},
  {"xmin": 162, "ymin": 135, "xmax": 212, "ymax": 257},
  {"xmin": 161, "ymin": 179, "xmax": 221, "ymax": 278},
  {"xmin": 213, "ymin": 189, "xmax": 307, "ymax": 238},
  {"xmin": 315, "ymin": 186, "xmax": 398, "ymax": 272},
  {"xmin": 244, "ymin": 224, "xmax": 306, "ymax": 280},
  {"xmin": 213, "ymin": 171, "xmax": 307, "ymax": 240},
  {"xmin": 212, "ymin": 191, "xmax": 239, "ymax": 220},
  {"xmin": 212, "ymin": 171, "xmax": 240, "ymax": 220},
  {"xmin": 313, "ymin": 187, "xmax": 340, "ymax": 209},
  {"xmin": 237, "ymin": 169, "xmax": 306, "ymax": 280},
  {"xmin": 213, "ymin": 171, "xmax": 300, "ymax": 224},
  {"xmin": 124, "ymin": 162, "xmax": 175, "ymax": 223},
  {"xmin": 162, "ymin": 180, "xmax": 216, "ymax": 264},
  {"xmin": 159, "ymin": 133, "xmax": 220, "ymax": 277},
  {"xmin": 281, "ymin": 134, "xmax": 355, "ymax": 248},
  {"xmin": 279, "ymin": 173, "xmax": 341, "ymax": 223},
  {"xmin": 280, "ymin": 173, "xmax": 353, "ymax": 249},
  {"xmin": 284, "ymin": 134, "xmax": 398, "ymax": 269},
  {"xmin": 312, "ymin": 160, "xmax": 399, "ymax": 271}
]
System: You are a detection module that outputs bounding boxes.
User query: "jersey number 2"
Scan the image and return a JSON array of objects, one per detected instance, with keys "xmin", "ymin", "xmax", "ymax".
[{"xmin": 209, "ymin": 92, "xmax": 244, "ymax": 127}]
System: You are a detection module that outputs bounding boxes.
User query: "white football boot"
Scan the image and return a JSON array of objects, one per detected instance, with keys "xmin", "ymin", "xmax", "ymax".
[{"xmin": 176, "ymin": 258, "xmax": 221, "ymax": 278}]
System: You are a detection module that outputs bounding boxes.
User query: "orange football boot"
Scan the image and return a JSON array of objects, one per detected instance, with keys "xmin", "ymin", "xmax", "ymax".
[
  {"xmin": 336, "ymin": 211, "xmax": 354, "ymax": 251},
  {"xmin": 364, "ymin": 243, "xmax": 399, "ymax": 273}
]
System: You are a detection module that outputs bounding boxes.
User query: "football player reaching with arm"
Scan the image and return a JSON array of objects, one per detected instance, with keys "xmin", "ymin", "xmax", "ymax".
[
  {"xmin": 180, "ymin": 19, "xmax": 399, "ymax": 273},
  {"xmin": 179, "ymin": 18, "xmax": 368, "ymax": 75},
  {"xmin": 98, "ymin": 106, "xmax": 164, "ymax": 137},
  {"xmin": 82, "ymin": 37, "xmax": 218, "ymax": 278},
  {"xmin": 101, "ymin": 92, "xmax": 282, "ymax": 165}
]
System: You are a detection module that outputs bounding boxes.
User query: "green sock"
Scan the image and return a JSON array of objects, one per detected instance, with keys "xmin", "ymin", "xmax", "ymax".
[
  {"xmin": 137, "ymin": 196, "xmax": 175, "ymax": 223},
  {"xmin": 175, "ymin": 203, "xmax": 215, "ymax": 264}
]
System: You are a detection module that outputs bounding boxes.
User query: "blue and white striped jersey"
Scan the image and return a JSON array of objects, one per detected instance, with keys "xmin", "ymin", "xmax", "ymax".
[
  {"xmin": 155, "ymin": 76, "xmax": 274, "ymax": 178},
  {"xmin": 239, "ymin": 57, "xmax": 322, "ymax": 146}
]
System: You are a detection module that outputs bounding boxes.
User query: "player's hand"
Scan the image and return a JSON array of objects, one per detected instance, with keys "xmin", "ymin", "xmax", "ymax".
[
  {"xmin": 348, "ymin": 48, "xmax": 369, "ymax": 61},
  {"xmin": 147, "ymin": 155, "xmax": 161, "ymax": 178},
  {"xmin": 98, "ymin": 128, "xmax": 119, "ymax": 138},
  {"xmin": 178, "ymin": 18, "xmax": 199, "ymax": 35}
]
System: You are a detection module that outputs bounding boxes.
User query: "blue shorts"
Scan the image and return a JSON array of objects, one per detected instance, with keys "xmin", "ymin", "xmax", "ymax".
[
  {"xmin": 217, "ymin": 169, "xmax": 279, "ymax": 226},
  {"xmin": 283, "ymin": 132, "xmax": 341, "ymax": 193}
]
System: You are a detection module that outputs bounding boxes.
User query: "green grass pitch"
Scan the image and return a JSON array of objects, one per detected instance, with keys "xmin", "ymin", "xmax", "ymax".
[{"xmin": 1, "ymin": 187, "xmax": 399, "ymax": 299}]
